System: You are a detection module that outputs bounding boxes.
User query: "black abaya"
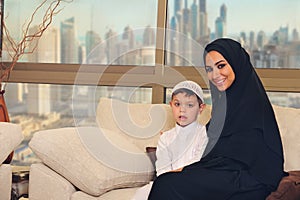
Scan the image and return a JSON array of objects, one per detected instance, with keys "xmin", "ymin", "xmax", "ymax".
[{"xmin": 148, "ymin": 38, "xmax": 286, "ymax": 200}]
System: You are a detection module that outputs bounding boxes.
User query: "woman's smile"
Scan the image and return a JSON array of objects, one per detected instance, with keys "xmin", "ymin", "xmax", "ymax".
[{"xmin": 213, "ymin": 78, "xmax": 226, "ymax": 87}]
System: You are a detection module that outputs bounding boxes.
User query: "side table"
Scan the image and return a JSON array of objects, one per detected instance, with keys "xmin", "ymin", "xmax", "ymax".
[{"xmin": 11, "ymin": 166, "xmax": 29, "ymax": 200}]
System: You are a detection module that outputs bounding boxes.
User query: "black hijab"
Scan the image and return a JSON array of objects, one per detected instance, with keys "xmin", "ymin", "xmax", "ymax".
[{"xmin": 203, "ymin": 38, "xmax": 285, "ymax": 187}]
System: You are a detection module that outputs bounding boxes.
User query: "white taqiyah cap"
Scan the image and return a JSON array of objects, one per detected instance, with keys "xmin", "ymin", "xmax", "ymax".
[{"xmin": 172, "ymin": 80, "xmax": 204, "ymax": 102}]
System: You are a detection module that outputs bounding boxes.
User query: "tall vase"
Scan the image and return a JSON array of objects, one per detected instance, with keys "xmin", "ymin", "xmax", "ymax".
[{"xmin": 0, "ymin": 90, "xmax": 14, "ymax": 164}]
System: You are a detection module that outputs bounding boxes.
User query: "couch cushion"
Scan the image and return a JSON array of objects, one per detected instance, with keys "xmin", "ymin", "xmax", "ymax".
[
  {"xmin": 0, "ymin": 122, "xmax": 23, "ymax": 164},
  {"xmin": 273, "ymin": 105, "xmax": 300, "ymax": 171},
  {"xmin": 29, "ymin": 127, "xmax": 154, "ymax": 196},
  {"xmin": 96, "ymin": 98, "xmax": 175, "ymax": 150},
  {"xmin": 96, "ymin": 97, "xmax": 211, "ymax": 151}
]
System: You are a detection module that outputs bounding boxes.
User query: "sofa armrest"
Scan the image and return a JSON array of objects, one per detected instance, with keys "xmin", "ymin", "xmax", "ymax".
[
  {"xmin": 266, "ymin": 171, "xmax": 300, "ymax": 200},
  {"xmin": 29, "ymin": 163, "xmax": 76, "ymax": 200},
  {"xmin": 0, "ymin": 164, "xmax": 12, "ymax": 200},
  {"xmin": 0, "ymin": 122, "xmax": 23, "ymax": 164}
]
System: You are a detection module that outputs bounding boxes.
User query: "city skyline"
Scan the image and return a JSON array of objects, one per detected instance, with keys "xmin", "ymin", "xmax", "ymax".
[
  {"xmin": 5, "ymin": 0, "xmax": 157, "ymax": 40},
  {"xmin": 3, "ymin": 0, "xmax": 300, "ymax": 68},
  {"xmin": 170, "ymin": 0, "xmax": 300, "ymax": 37},
  {"xmin": 5, "ymin": 0, "xmax": 300, "ymax": 40}
]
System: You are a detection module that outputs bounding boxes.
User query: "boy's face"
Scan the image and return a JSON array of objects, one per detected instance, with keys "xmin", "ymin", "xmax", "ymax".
[{"xmin": 170, "ymin": 92, "xmax": 203, "ymax": 127}]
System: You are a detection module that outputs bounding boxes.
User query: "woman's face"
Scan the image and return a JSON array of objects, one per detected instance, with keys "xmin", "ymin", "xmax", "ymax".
[{"xmin": 205, "ymin": 51, "xmax": 235, "ymax": 91}]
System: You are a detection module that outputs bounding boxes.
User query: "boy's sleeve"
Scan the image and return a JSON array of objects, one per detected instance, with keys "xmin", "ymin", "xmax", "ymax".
[{"xmin": 155, "ymin": 134, "xmax": 172, "ymax": 176}]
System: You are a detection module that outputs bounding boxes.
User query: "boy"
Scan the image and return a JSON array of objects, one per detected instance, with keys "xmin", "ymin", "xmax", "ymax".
[{"xmin": 132, "ymin": 80, "xmax": 208, "ymax": 200}]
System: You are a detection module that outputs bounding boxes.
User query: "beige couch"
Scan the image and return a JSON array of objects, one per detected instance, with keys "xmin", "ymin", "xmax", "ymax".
[
  {"xmin": 28, "ymin": 97, "xmax": 300, "ymax": 199},
  {"xmin": 0, "ymin": 122, "xmax": 24, "ymax": 200}
]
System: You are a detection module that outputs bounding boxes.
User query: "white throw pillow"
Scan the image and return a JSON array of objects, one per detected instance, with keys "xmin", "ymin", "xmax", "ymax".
[
  {"xmin": 96, "ymin": 97, "xmax": 175, "ymax": 150},
  {"xmin": 96, "ymin": 97, "xmax": 211, "ymax": 151},
  {"xmin": 0, "ymin": 122, "xmax": 23, "ymax": 163},
  {"xmin": 29, "ymin": 127, "xmax": 154, "ymax": 196},
  {"xmin": 273, "ymin": 105, "xmax": 300, "ymax": 171}
]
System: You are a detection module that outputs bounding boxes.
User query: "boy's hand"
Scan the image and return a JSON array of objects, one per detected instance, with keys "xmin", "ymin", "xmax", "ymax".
[{"xmin": 171, "ymin": 167, "xmax": 183, "ymax": 172}]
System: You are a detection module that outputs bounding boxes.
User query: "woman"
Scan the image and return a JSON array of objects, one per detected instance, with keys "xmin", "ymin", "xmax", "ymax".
[{"xmin": 148, "ymin": 38, "xmax": 286, "ymax": 199}]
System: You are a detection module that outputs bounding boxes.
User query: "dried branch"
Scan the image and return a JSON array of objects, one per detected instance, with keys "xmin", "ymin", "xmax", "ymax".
[{"xmin": 0, "ymin": 0, "xmax": 72, "ymax": 89}]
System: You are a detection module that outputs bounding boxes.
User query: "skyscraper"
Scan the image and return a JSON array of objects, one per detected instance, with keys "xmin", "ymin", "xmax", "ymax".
[
  {"xmin": 292, "ymin": 28, "xmax": 299, "ymax": 41},
  {"xmin": 60, "ymin": 17, "xmax": 79, "ymax": 64},
  {"xmin": 105, "ymin": 28, "xmax": 118, "ymax": 64},
  {"xmin": 257, "ymin": 30, "xmax": 267, "ymax": 49},
  {"xmin": 191, "ymin": 0, "xmax": 199, "ymax": 40},
  {"xmin": 182, "ymin": 0, "xmax": 190, "ymax": 35},
  {"xmin": 220, "ymin": 4, "xmax": 227, "ymax": 23},
  {"xmin": 86, "ymin": 31, "xmax": 101, "ymax": 57},
  {"xmin": 215, "ymin": 17, "xmax": 225, "ymax": 38},
  {"xmin": 199, "ymin": 0, "xmax": 206, "ymax": 13},
  {"xmin": 85, "ymin": 30, "xmax": 103, "ymax": 64},
  {"xmin": 278, "ymin": 26, "xmax": 289, "ymax": 45},
  {"xmin": 143, "ymin": 25, "xmax": 155, "ymax": 46},
  {"xmin": 214, "ymin": 4, "xmax": 227, "ymax": 39},
  {"xmin": 118, "ymin": 26, "xmax": 136, "ymax": 64},
  {"xmin": 26, "ymin": 26, "xmax": 61, "ymax": 115},
  {"xmin": 168, "ymin": 16, "xmax": 179, "ymax": 65},
  {"xmin": 142, "ymin": 26, "xmax": 156, "ymax": 65},
  {"xmin": 240, "ymin": 31, "xmax": 247, "ymax": 44},
  {"xmin": 122, "ymin": 26, "xmax": 135, "ymax": 49},
  {"xmin": 174, "ymin": 0, "xmax": 182, "ymax": 15},
  {"xmin": 27, "ymin": 84, "xmax": 51, "ymax": 116},
  {"xmin": 249, "ymin": 31, "xmax": 256, "ymax": 50},
  {"xmin": 27, "ymin": 26, "xmax": 60, "ymax": 63},
  {"xmin": 198, "ymin": 0, "xmax": 208, "ymax": 38}
]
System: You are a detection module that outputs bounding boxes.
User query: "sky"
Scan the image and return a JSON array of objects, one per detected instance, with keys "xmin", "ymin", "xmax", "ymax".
[{"xmin": 4, "ymin": 0, "xmax": 300, "ymax": 39}]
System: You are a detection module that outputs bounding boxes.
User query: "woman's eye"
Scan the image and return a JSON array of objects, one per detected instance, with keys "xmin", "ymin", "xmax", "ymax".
[
  {"xmin": 205, "ymin": 66, "xmax": 212, "ymax": 72},
  {"xmin": 217, "ymin": 64, "xmax": 226, "ymax": 69},
  {"xmin": 188, "ymin": 104, "xmax": 194, "ymax": 108}
]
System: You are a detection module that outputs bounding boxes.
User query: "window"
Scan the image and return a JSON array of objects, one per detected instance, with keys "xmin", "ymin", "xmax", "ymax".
[
  {"xmin": 2, "ymin": 0, "xmax": 300, "ymax": 166},
  {"xmin": 268, "ymin": 92, "xmax": 300, "ymax": 108},
  {"xmin": 3, "ymin": 0, "xmax": 158, "ymax": 65},
  {"xmin": 166, "ymin": 0, "xmax": 300, "ymax": 69},
  {"xmin": 6, "ymin": 82, "xmax": 152, "ymax": 165}
]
